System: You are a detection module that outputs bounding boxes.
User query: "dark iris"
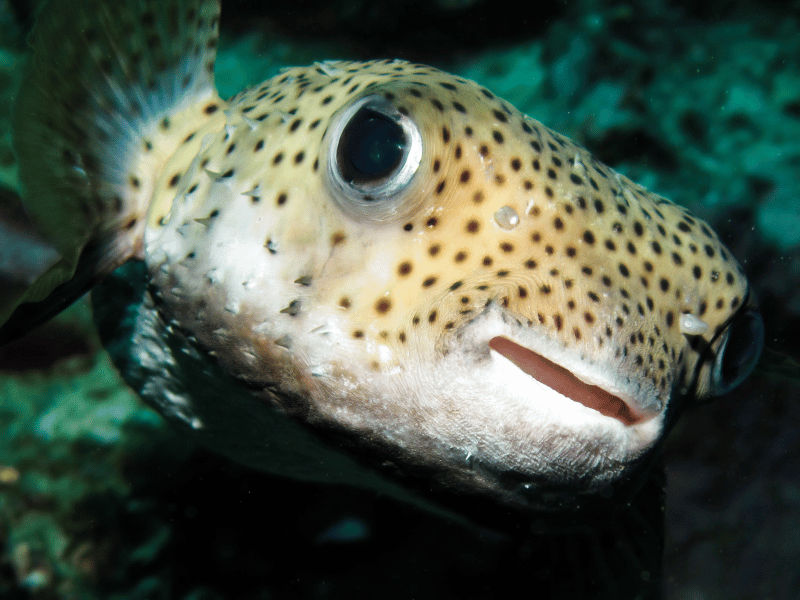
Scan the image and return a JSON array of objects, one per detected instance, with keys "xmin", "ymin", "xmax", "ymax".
[
  {"xmin": 718, "ymin": 309, "xmax": 763, "ymax": 392},
  {"xmin": 337, "ymin": 108, "xmax": 406, "ymax": 185}
]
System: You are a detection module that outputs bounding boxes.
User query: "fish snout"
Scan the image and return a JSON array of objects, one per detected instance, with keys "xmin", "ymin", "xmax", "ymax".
[{"xmin": 444, "ymin": 303, "xmax": 665, "ymax": 426}]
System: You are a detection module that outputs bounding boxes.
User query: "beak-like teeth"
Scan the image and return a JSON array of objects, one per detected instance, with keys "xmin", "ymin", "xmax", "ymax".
[{"xmin": 488, "ymin": 336, "xmax": 649, "ymax": 425}]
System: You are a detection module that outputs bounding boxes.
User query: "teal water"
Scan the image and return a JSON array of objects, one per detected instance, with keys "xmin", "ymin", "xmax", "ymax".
[{"xmin": 0, "ymin": 0, "xmax": 798, "ymax": 598}]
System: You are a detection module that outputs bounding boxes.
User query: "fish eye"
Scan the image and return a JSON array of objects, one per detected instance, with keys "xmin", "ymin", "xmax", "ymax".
[
  {"xmin": 338, "ymin": 108, "xmax": 405, "ymax": 185},
  {"xmin": 327, "ymin": 95, "xmax": 422, "ymax": 220},
  {"xmin": 711, "ymin": 308, "xmax": 764, "ymax": 395}
]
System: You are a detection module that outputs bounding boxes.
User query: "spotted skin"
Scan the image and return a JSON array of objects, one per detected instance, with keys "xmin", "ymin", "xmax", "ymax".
[{"xmin": 5, "ymin": 0, "xmax": 761, "ymax": 516}]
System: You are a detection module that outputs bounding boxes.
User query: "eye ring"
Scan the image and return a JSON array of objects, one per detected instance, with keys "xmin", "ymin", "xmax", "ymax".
[
  {"xmin": 326, "ymin": 94, "xmax": 423, "ymax": 221},
  {"xmin": 711, "ymin": 308, "xmax": 764, "ymax": 396}
]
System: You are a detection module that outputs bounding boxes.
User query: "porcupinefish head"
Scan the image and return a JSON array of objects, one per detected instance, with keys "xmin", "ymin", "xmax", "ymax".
[{"xmin": 3, "ymin": 0, "xmax": 763, "ymax": 518}]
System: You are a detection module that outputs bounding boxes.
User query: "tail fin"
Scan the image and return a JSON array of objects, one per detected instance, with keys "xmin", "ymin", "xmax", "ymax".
[{"xmin": 1, "ymin": 0, "xmax": 224, "ymax": 343}]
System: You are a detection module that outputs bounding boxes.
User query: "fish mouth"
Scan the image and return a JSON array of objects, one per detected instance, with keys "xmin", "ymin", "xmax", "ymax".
[{"xmin": 488, "ymin": 336, "xmax": 646, "ymax": 426}]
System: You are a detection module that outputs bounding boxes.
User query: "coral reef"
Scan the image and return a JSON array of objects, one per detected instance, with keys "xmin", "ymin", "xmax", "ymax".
[{"xmin": 1, "ymin": 0, "xmax": 798, "ymax": 598}]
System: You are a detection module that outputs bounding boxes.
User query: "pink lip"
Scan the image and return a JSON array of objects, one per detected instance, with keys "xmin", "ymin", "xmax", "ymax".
[{"xmin": 488, "ymin": 336, "xmax": 643, "ymax": 425}]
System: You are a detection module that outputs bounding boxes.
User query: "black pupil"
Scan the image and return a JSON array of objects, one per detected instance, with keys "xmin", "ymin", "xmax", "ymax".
[
  {"xmin": 720, "ymin": 311, "xmax": 763, "ymax": 387},
  {"xmin": 338, "ymin": 108, "xmax": 406, "ymax": 185}
]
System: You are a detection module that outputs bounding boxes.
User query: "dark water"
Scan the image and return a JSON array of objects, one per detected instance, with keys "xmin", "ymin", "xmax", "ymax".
[{"xmin": 1, "ymin": 0, "xmax": 799, "ymax": 598}]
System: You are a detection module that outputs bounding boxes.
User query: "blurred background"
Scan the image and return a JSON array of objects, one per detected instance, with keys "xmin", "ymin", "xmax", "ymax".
[{"xmin": 1, "ymin": 0, "xmax": 799, "ymax": 597}]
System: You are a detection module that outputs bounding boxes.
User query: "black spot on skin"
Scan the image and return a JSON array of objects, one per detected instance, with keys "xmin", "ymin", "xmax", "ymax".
[
  {"xmin": 492, "ymin": 109, "xmax": 507, "ymax": 122},
  {"xmin": 254, "ymin": 140, "xmax": 264, "ymax": 152},
  {"xmin": 493, "ymin": 131, "xmax": 504, "ymax": 144},
  {"xmin": 376, "ymin": 299, "xmax": 391, "ymax": 314}
]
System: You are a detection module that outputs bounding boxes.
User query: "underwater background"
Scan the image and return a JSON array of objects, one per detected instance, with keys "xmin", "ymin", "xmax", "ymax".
[{"xmin": 1, "ymin": 0, "xmax": 799, "ymax": 597}]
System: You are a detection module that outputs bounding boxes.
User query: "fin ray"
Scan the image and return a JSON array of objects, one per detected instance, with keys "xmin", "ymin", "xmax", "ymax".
[{"xmin": 3, "ymin": 0, "xmax": 223, "ymax": 337}]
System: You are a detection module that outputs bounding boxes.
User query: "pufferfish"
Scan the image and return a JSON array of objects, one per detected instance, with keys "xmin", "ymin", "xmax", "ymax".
[{"xmin": 1, "ymin": 0, "xmax": 763, "ymax": 522}]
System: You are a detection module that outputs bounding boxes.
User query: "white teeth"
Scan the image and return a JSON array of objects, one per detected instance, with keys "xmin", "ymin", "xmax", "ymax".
[
  {"xmin": 494, "ymin": 205, "xmax": 520, "ymax": 230},
  {"xmin": 680, "ymin": 313, "xmax": 709, "ymax": 335}
]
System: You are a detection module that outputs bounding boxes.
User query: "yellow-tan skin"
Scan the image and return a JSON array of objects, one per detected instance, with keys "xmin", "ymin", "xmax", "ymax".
[
  {"xmin": 147, "ymin": 60, "xmax": 749, "ymax": 400},
  {"xmin": 8, "ymin": 0, "xmax": 757, "ymax": 514},
  {"xmin": 130, "ymin": 60, "xmax": 754, "ymax": 509}
]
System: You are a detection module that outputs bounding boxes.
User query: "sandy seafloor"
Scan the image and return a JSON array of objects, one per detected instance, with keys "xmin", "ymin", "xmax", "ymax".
[{"xmin": 1, "ymin": 0, "xmax": 800, "ymax": 598}]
